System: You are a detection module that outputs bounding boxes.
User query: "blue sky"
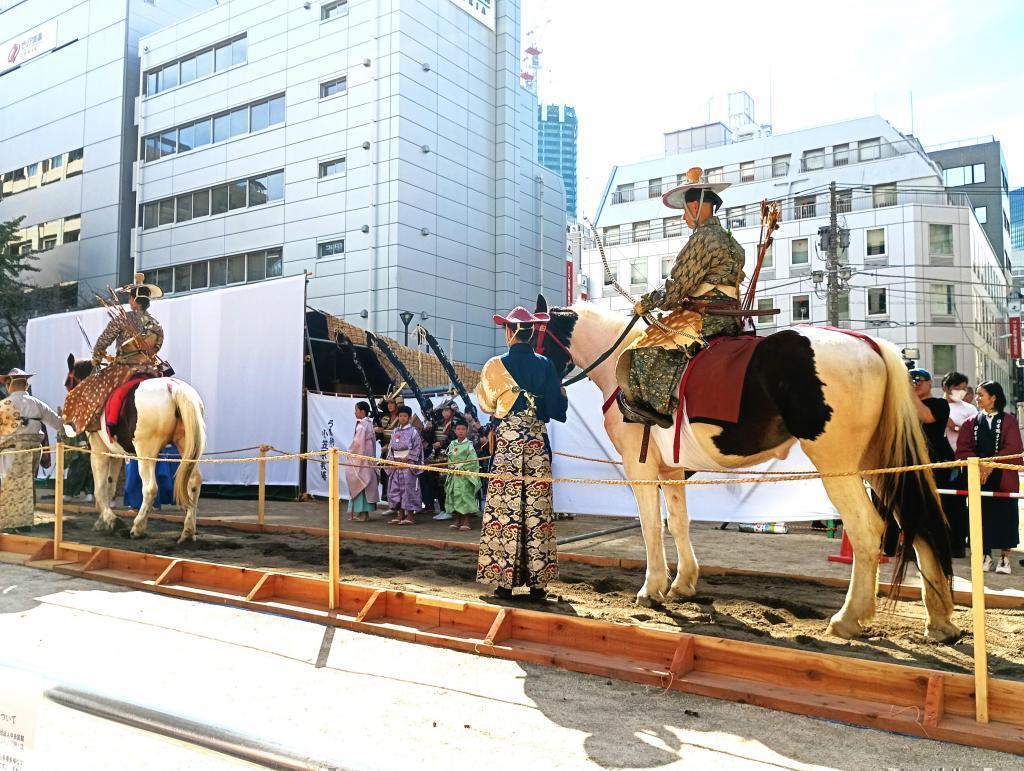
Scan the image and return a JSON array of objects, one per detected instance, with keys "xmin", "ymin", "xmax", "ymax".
[{"xmin": 522, "ymin": 0, "xmax": 1024, "ymax": 215}]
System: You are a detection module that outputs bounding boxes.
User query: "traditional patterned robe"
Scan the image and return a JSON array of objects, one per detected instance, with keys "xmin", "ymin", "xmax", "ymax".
[
  {"xmin": 444, "ymin": 438, "xmax": 481, "ymax": 515},
  {"xmin": 0, "ymin": 391, "xmax": 63, "ymax": 529},
  {"xmin": 346, "ymin": 416, "xmax": 380, "ymax": 512},
  {"xmin": 475, "ymin": 344, "xmax": 567, "ymax": 590},
  {"xmin": 386, "ymin": 423, "xmax": 423, "ymax": 511}
]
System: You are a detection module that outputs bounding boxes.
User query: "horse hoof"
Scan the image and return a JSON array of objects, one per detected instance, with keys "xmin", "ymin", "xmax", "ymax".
[
  {"xmin": 129, "ymin": 529, "xmax": 147, "ymax": 539},
  {"xmin": 669, "ymin": 581, "xmax": 697, "ymax": 599},
  {"xmin": 635, "ymin": 593, "xmax": 663, "ymax": 608},
  {"xmin": 94, "ymin": 519, "xmax": 115, "ymax": 533},
  {"xmin": 926, "ymin": 623, "xmax": 961, "ymax": 644},
  {"xmin": 177, "ymin": 534, "xmax": 195, "ymax": 545},
  {"xmin": 826, "ymin": 616, "xmax": 861, "ymax": 640}
]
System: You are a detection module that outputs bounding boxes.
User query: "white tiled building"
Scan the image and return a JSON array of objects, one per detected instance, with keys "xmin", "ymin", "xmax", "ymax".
[
  {"xmin": 0, "ymin": 0, "xmax": 215, "ymax": 306},
  {"xmin": 583, "ymin": 116, "xmax": 1011, "ymax": 388},
  {"xmin": 134, "ymin": 0, "xmax": 566, "ymax": 367}
]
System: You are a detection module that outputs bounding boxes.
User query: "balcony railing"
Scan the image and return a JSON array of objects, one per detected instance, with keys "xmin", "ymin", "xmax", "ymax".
[
  {"xmin": 799, "ymin": 139, "xmax": 916, "ymax": 172},
  {"xmin": 610, "ymin": 160, "xmax": 790, "ymax": 204}
]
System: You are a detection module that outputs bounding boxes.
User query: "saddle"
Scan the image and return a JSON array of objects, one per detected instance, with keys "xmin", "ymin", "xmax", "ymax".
[{"xmin": 104, "ymin": 374, "xmax": 157, "ymax": 432}]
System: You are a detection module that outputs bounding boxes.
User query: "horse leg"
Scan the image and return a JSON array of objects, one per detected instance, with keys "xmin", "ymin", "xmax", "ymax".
[
  {"xmin": 661, "ymin": 474, "xmax": 699, "ymax": 599},
  {"xmin": 89, "ymin": 434, "xmax": 119, "ymax": 532},
  {"xmin": 819, "ymin": 476, "xmax": 885, "ymax": 638},
  {"xmin": 129, "ymin": 457, "xmax": 157, "ymax": 538},
  {"xmin": 178, "ymin": 464, "xmax": 202, "ymax": 544}
]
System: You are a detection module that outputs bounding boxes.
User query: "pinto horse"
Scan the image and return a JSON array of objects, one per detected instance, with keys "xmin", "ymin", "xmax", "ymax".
[
  {"xmin": 65, "ymin": 356, "xmax": 206, "ymax": 544},
  {"xmin": 536, "ymin": 299, "xmax": 957, "ymax": 643}
]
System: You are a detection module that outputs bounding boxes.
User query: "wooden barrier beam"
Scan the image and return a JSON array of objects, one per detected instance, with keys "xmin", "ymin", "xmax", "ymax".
[
  {"xmin": 327, "ymin": 447, "xmax": 340, "ymax": 610},
  {"xmin": 924, "ymin": 674, "xmax": 945, "ymax": 728},
  {"xmin": 967, "ymin": 457, "xmax": 989, "ymax": 724},
  {"xmin": 257, "ymin": 445, "xmax": 268, "ymax": 527},
  {"xmin": 356, "ymin": 589, "xmax": 387, "ymax": 623},
  {"xmin": 53, "ymin": 443, "xmax": 64, "ymax": 554}
]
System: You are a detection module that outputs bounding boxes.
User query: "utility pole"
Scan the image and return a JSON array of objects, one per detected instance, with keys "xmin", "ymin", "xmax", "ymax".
[{"xmin": 826, "ymin": 181, "xmax": 840, "ymax": 327}]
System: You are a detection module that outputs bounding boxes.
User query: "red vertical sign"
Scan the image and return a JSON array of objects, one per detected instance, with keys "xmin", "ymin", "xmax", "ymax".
[
  {"xmin": 566, "ymin": 259, "xmax": 574, "ymax": 304},
  {"xmin": 1010, "ymin": 316, "xmax": 1021, "ymax": 359}
]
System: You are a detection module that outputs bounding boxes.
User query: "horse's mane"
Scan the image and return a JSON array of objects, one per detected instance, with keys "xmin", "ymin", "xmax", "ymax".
[{"xmin": 566, "ymin": 302, "xmax": 643, "ymax": 345}]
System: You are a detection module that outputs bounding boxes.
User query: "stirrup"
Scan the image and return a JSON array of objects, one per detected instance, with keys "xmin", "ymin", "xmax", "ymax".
[{"xmin": 616, "ymin": 392, "xmax": 673, "ymax": 429}]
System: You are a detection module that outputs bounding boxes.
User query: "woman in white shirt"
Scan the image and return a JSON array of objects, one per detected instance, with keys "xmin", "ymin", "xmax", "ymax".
[{"xmin": 941, "ymin": 372, "xmax": 977, "ymax": 558}]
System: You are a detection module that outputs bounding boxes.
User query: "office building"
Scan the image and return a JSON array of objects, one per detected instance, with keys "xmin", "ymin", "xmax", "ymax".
[
  {"xmin": 134, "ymin": 0, "xmax": 566, "ymax": 367},
  {"xmin": 583, "ymin": 115, "xmax": 1010, "ymax": 388},
  {"xmin": 0, "ymin": 0, "xmax": 216, "ymax": 306},
  {"xmin": 537, "ymin": 103, "xmax": 577, "ymax": 219}
]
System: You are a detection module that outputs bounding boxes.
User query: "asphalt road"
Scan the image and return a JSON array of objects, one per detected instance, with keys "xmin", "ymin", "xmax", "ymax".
[{"xmin": 0, "ymin": 563, "xmax": 1017, "ymax": 770}]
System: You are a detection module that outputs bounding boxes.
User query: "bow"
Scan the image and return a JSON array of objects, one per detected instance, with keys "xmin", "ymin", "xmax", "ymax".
[
  {"xmin": 336, "ymin": 332, "xmax": 382, "ymax": 423},
  {"xmin": 415, "ymin": 325, "xmax": 477, "ymax": 419},
  {"xmin": 365, "ymin": 332, "xmax": 434, "ymax": 416}
]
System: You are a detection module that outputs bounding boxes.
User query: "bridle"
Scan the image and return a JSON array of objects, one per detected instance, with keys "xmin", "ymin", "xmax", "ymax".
[{"xmin": 534, "ymin": 312, "xmax": 643, "ymax": 388}]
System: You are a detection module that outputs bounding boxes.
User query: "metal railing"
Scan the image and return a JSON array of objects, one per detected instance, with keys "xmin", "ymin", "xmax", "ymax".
[
  {"xmin": 799, "ymin": 139, "xmax": 916, "ymax": 173},
  {"xmin": 926, "ymin": 135, "xmax": 997, "ymax": 152}
]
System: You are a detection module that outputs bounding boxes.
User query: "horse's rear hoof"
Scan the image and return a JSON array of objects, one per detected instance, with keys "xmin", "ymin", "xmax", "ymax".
[
  {"xmin": 129, "ymin": 530, "xmax": 147, "ymax": 540},
  {"xmin": 826, "ymin": 616, "xmax": 861, "ymax": 640},
  {"xmin": 177, "ymin": 534, "xmax": 195, "ymax": 545},
  {"xmin": 926, "ymin": 622, "xmax": 961, "ymax": 644}
]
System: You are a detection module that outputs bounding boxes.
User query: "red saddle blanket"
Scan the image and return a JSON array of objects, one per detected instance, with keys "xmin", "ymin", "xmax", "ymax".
[
  {"xmin": 104, "ymin": 375, "xmax": 155, "ymax": 429},
  {"xmin": 680, "ymin": 335, "xmax": 763, "ymax": 425}
]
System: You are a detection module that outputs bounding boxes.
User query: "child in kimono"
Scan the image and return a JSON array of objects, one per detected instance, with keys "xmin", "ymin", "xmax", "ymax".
[
  {"xmin": 444, "ymin": 419, "xmax": 481, "ymax": 531},
  {"xmin": 386, "ymin": 406, "xmax": 424, "ymax": 525}
]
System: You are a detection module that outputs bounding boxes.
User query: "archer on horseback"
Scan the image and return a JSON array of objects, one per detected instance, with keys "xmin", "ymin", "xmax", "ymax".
[{"xmin": 616, "ymin": 166, "xmax": 746, "ymax": 429}]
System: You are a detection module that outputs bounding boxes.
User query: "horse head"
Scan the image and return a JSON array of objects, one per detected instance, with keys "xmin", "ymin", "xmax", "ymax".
[
  {"xmin": 533, "ymin": 294, "xmax": 578, "ymax": 377},
  {"xmin": 65, "ymin": 353, "xmax": 94, "ymax": 392}
]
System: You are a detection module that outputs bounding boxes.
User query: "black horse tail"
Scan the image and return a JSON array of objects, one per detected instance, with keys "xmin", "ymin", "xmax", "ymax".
[{"xmin": 870, "ymin": 340, "xmax": 953, "ymax": 595}]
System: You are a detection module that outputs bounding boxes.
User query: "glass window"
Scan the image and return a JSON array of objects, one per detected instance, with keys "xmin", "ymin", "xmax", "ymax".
[
  {"xmin": 740, "ymin": 161, "xmax": 755, "ymax": 182},
  {"xmin": 211, "ymin": 185, "xmax": 229, "ymax": 214},
  {"xmin": 248, "ymin": 176, "xmax": 268, "ymax": 206},
  {"xmin": 154, "ymin": 268, "xmax": 173, "ymax": 294},
  {"xmin": 791, "ymin": 238, "xmax": 809, "ymax": 265},
  {"xmin": 771, "ymin": 155, "xmax": 789, "ymax": 178},
  {"xmin": 227, "ymin": 253, "xmax": 246, "ymax": 283},
  {"xmin": 143, "ymin": 202, "xmax": 158, "ymax": 229},
  {"xmin": 229, "ymin": 107, "xmax": 248, "ymax": 137},
  {"xmin": 247, "ymin": 251, "xmax": 266, "ymax": 281},
  {"xmin": 858, "ymin": 138, "xmax": 880, "ymax": 161},
  {"xmin": 193, "ymin": 189, "xmax": 210, "ymax": 217},
  {"xmin": 193, "ymin": 118, "xmax": 212, "ymax": 148},
  {"xmin": 792, "ymin": 295, "xmax": 810, "ymax": 321},
  {"xmin": 943, "ymin": 166, "xmax": 967, "ymax": 187},
  {"xmin": 196, "ymin": 48, "xmax": 214, "ymax": 78},
  {"xmin": 757, "ymin": 297, "xmax": 775, "ymax": 323},
  {"xmin": 266, "ymin": 171, "xmax": 284, "ymax": 201},
  {"xmin": 210, "ymin": 258, "xmax": 227, "ymax": 286},
  {"xmin": 929, "ymin": 224, "xmax": 953, "ymax": 256},
  {"xmin": 50, "ymin": 154, "xmax": 64, "ymax": 169},
  {"xmin": 162, "ymin": 63, "xmax": 179, "ymax": 90},
  {"xmin": 266, "ymin": 249, "xmax": 283, "ymax": 277},
  {"xmin": 215, "ymin": 43, "xmax": 232, "ymax": 71},
  {"xmin": 146, "ymin": 71, "xmax": 158, "ymax": 95},
  {"xmin": 228, "ymin": 179, "xmax": 247, "ymax": 210},
  {"xmin": 68, "ymin": 148, "xmax": 83, "ymax": 162},
  {"xmin": 174, "ymin": 265, "xmax": 191, "ymax": 293},
  {"xmin": 866, "ymin": 228, "xmax": 886, "ymax": 256},
  {"xmin": 661, "ymin": 256, "xmax": 672, "ymax": 280},
  {"xmin": 26, "ymin": 163, "xmax": 39, "ymax": 176},
  {"xmin": 867, "ymin": 287, "xmax": 887, "ymax": 315},
  {"xmin": 972, "ymin": 163, "xmax": 986, "ymax": 184},
  {"xmin": 231, "ymin": 36, "xmax": 247, "ymax": 66},
  {"xmin": 872, "ymin": 183, "xmax": 897, "ymax": 208},
  {"xmin": 213, "ymin": 113, "xmax": 230, "ymax": 143},
  {"xmin": 322, "ymin": 0, "xmax": 348, "ymax": 19},
  {"xmin": 929, "ymin": 284, "xmax": 955, "ymax": 316},
  {"xmin": 933, "ymin": 345, "xmax": 957, "ymax": 375},
  {"xmin": 319, "ymin": 157, "xmax": 346, "ymax": 177},
  {"xmin": 632, "ymin": 221, "xmax": 650, "ymax": 242},
  {"xmin": 176, "ymin": 195, "xmax": 193, "ymax": 222},
  {"xmin": 803, "ymin": 148, "xmax": 824, "ymax": 171},
  {"xmin": 63, "ymin": 229, "xmax": 79, "ymax": 243},
  {"xmin": 761, "ymin": 242, "xmax": 774, "ymax": 269},
  {"xmin": 664, "ymin": 216, "xmax": 682, "ymax": 238},
  {"xmin": 320, "ymin": 76, "xmax": 347, "ymax": 98},
  {"xmin": 629, "ymin": 259, "xmax": 645, "ymax": 285},
  {"xmin": 269, "ymin": 94, "xmax": 285, "ymax": 125},
  {"xmin": 726, "ymin": 207, "xmax": 746, "ymax": 228},
  {"xmin": 144, "ymin": 136, "xmax": 160, "ymax": 162},
  {"xmin": 832, "ymin": 143, "xmax": 849, "ymax": 166},
  {"xmin": 180, "ymin": 56, "xmax": 197, "ymax": 84},
  {"xmin": 158, "ymin": 198, "xmax": 175, "ymax": 226},
  {"xmin": 191, "ymin": 262, "xmax": 208, "ymax": 289},
  {"xmin": 250, "ymin": 100, "xmax": 270, "ymax": 132},
  {"xmin": 177, "ymin": 123, "xmax": 194, "ymax": 153},
  {"xmin": 40, "ymin": 236, "xmax": 57, "ymax": 250},
  {"xmin": 160, "ymin": 129, "xmax": 177, "ymax": 157},
  {"xmin": 795, "ymin": 195, "xmax": 816, "ymax": 219},
  {"xmin": 318, "ymin": 239, "xmax": 345, "ymax": 258}
]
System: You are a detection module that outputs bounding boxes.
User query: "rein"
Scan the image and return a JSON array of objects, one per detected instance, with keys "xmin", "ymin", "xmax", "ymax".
[{"xmin": 548, "ymin": 313, "xmax": 643, "ymax": 388}]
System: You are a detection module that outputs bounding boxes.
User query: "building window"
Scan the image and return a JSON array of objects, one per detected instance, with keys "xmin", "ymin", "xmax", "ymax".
[
  {"xmin": 647, "ymin": 179, "xmax": 662, "ymax": 198},
  {"xmin": 771, "ymin": 155, "xmax": 790, "ymax": 178},
  {"xmin": 929, "ymin": 284, "xmax": 955, "ymax": 317},
  {"xmin": 41, "ymin": 236, "xmax": 57, "ymax": 250},
  {"xmin": 929, "ymin": 223, "xmax": 954, "ymax": 256},
  {"xmin": 165, "ymin": 249, "xmax": 283, "ymax": 293},
  {"xmin": 838, "ymin": 293, "xmax": 850, "ymax": 322},
  {"xmin": 602, "ymin": 226, "xmax": 619, "ymax": 246},
  {"xmin": 872, "ymin": 183, "xmax": 897, "ymax": 208},
  {"xmin": 318, "ymin": 239, "xmax": 346, "ymax": 258},
  {"xmin": 630, "ymin": 259, "xmax": 646, "ymax": 286},
  {"xmin": 794, "ymin": 195, "xmax": 816, "ymax": 219},
  {"xmin": 141, "ymin": 171, "xmax": 284, "ymax": 230},
  {"xmin": 760, "ymin": 242, "xmax": 774, "ymax": 270},
  {"xmin": 866, "ymin": 228, "xmax": 886, "ymax": 256},
  {"xmin": 706, "ymin": 167, "xmax": 724, "ymax": 183},
  {"xmin": 1, "ymin": 149, "xmax": 85, "ymax": 198},
  {"xmin": 663, "ymin": 216, "xmax": 682, "ymax": 238},
  {"xmin": 802, "ymin": 148, "xmax": 825, "ymax": 171},
  {"xmin": 144, "ymin": 35, "xmax": 246, "ymax": 96},
  {"xmin": 740, "ymin": 161, "xmax": 755, "ymax": 183},
  {"xmin": 632, "ymin": 221, "xmax": 650, "ymax": 242},
  {"xmin": 867, "ymin": 287, "xmax": 887, "ymax": 316},
  {"xmin": 661, "ymin": 256, "xmax": 672, "ymax": 280},
  {"xmin": 942, "ymin": 163, "xmax": 986, "ymax": 187},
  {"xmin": 836, "ymin": 188, "xmax": 852, "ymax": 213},
  {"xmin": 726, "ymin": 207, "xmax": 746, "ymax": 229},
  {"xmin": 858, "ymin": 138, "xmax": 881, "ymax": 162},
  {"xmin": 974, "ymin": 206, "xmax": 987, "ymax": 224},
  {"xmin": 153, "ymin": 268, "xmax": 173, "ymax": 294},
  {"xmin": 321, "ymin": 0, "xmax": 348, "ymax": 20},
  {"xmin": 832, "ymin": 143, "xmax": 849, "ymax": 166},
  {"xmin": 933, "ymin": 344, "xmax": 957, "ymax": 375},
  {"xmin": 791, "ymin": 238, "xmax": 809, "ymax": 266},
  {"xmin": 757, "ymin": 297, "xmax": 775, "ymax": 324},
  {"xmin": 613, "ymin": 184, "xmax": 634, "ymax": 204},
  {"xmin": 320, "ymin": 76, "xmax": 348, "ymax": 99},
  {"xmin": 792, "ymin": 295, "xmax": 810, "ymax": 321}
]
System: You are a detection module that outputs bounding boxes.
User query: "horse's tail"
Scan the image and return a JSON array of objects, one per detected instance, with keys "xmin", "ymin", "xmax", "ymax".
[
  {"xmin": 872, "ymin": 339, "xmax": 953, "ymax": 593},
  {"xmin": 171, "ymin": 383, "xmax": 206, "ymax": 510}
]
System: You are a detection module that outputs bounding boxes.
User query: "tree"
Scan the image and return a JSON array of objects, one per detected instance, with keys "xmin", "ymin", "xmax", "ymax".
[{"xmin": 0, "ymin": 216, "xmax": 39, "ymax": 371}]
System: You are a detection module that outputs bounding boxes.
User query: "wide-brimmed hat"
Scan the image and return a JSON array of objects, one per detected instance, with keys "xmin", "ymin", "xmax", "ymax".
[
  {"xmin": 493, "ymin": 306, "xmax": 550, "ymax": 326},
  {"xmin": 0, "ymin": 367, "xmax": 35, "ymax": 383},
  {"xmin": 662, "ymin": 166, "xmax": 731, "ymax": 210},
  {"xmin": 117, "ymin": 271, "xmax": 163, "ymax": 300}
]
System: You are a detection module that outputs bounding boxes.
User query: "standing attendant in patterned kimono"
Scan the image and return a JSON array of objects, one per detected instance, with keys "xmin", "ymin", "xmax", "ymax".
[
  {"xmin": 386, "ymin": 406, "xmax": 424, "ymax": 525},
  {"xmin": 475, "ymin": 306, "xmax": 568, "ymax": 601},
  {"xmin": 616, "ymin": 166, "xmax": 746, "ymax": 428},
  {"xmin": 0, "ymin": 369, "xmax": 65, "ymax": 529},
  {"xmin": 346, "ymin": 401, "xmax": 380, "ymax": 522},
  {"xmin": 444, "ymin": 418, "xmax": 481, "ymax": 531}
]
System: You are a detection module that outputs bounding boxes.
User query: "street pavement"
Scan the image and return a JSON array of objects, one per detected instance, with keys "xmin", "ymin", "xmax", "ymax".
[{"xmin": 0, "ymin": 563, "xmax": 1018, "ymax": 770}]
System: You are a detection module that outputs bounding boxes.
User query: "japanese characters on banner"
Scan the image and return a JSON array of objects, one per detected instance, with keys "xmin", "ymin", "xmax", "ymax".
[
  {"xmin": 1010, "ymin": 315, "xmax": 1021, "ymax": 359},
  {"xmin": 2, "ymin": 20, "xmax": 57, "ymax": 74}
]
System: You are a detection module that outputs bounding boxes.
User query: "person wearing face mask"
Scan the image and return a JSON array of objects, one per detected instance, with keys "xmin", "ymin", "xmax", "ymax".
[
  {"xmin": 955, "ymin": 381, "xmax": 1022, "ymax": 574},
  {"xmin": 941, "ymin": 372, "xmax": 978, "ymax": 556}
]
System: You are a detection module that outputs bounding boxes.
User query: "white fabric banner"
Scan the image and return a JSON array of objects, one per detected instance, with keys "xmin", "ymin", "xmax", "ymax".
[{"xmin": 24, "ymin": 275, "xmax": 306, "ymax": 486}]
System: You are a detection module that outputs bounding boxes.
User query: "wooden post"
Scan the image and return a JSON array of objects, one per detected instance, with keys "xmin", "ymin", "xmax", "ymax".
[
  {"xmin": 53, "ymin": 443, "xmax": 65, "ymax": 557},
  {"xmin": 328, "ymin": 447, "xmax": 340, "ymax": 610},
  {"xmin": 966, "ymin": 456, "xmax": 989, "ymax": 723},
  {"xmin": 257, "ymin": 444, "xmax": 269, "ymax": 526}
]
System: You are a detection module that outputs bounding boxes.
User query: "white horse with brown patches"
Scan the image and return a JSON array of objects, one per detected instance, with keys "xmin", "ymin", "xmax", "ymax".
[
  {"xmin": 537, "ymin": 299, "xmax": 957, "ymax": 643},
  {"xmin": 65, "ymin": 356, "xmax": 206, "ymax": 544}
]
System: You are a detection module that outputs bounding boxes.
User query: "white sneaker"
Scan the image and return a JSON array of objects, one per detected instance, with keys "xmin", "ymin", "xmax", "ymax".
[
  {"xmin": 433, "ymin": 511, "xmax": 453, "ymax": 521},
  {"xmin": 983, "ymin": 554, "xmax": 993, "ymax": 572},
  {"xmin": 995, "ymin": 557, "xmax": 1011, "ymax": 575}
]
